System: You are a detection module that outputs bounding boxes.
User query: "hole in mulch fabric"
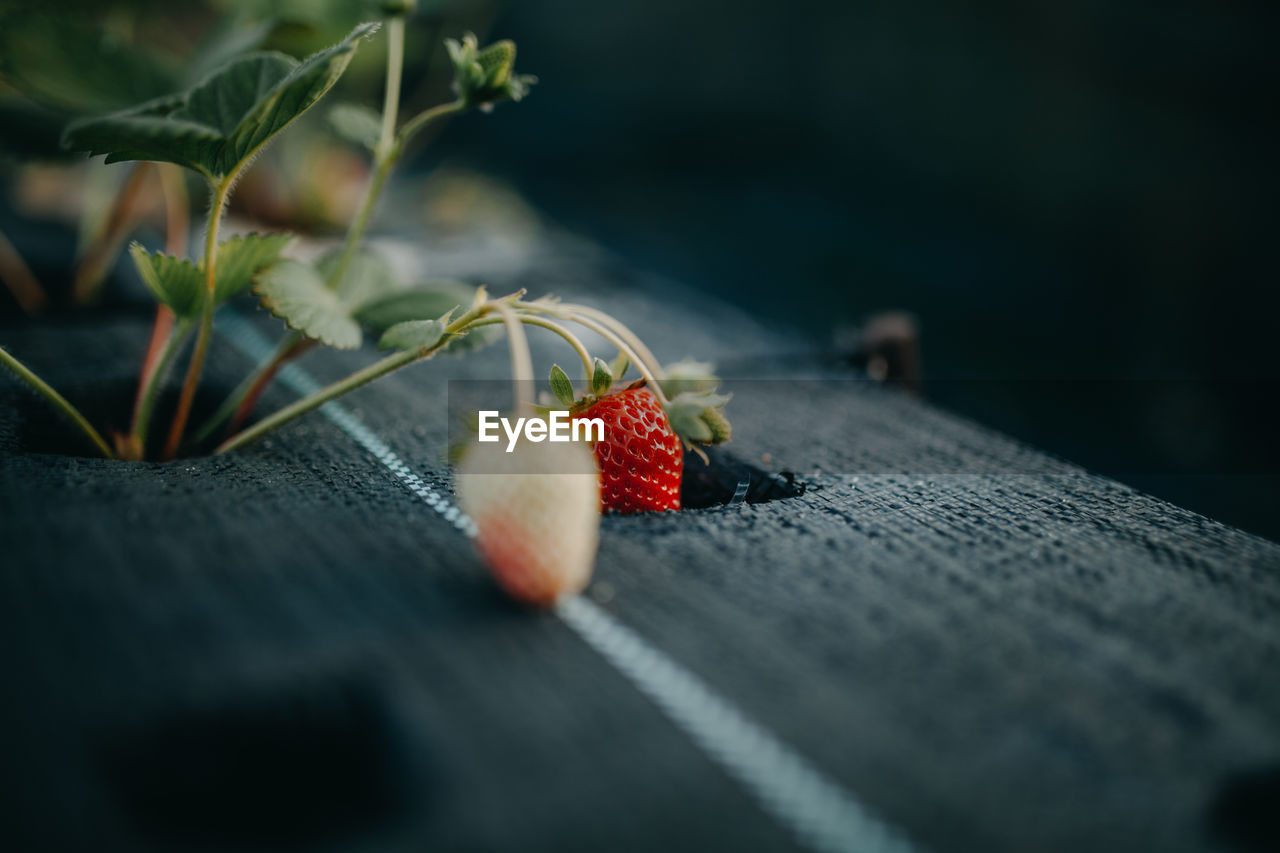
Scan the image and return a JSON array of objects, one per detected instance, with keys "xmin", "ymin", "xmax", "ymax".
[
  {"xmin": 680, "ymin": 446, "xmax": 806, "ymax": 509},
  {"xmin": 98, "ymin": 677, "xmax": 423, "ymax": 849},
  {"xmin": 1207, "ymin": 763, "xmax": 1280, "ymax": 852},
  {"xmin": 15, "ymin": 377, "xmax": 239, "ymax": 460}
]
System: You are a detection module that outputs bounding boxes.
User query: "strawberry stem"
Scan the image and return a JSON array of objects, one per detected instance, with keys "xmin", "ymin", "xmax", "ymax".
[
  {"xmin": 162, "ymin": 174, "xmax": 233, "ymax": 460},
  {"xmin": 0, "ymin": 225, "xmax": 47, "ymax": 314},
  {"xmin": 236, "ymin": 21, "xmax": 466, "ymax": 421},
  {"xmin": 546, "ymin": 310, "xmax": 671, "ymax": 407},
  {"xmin": 192, "ymin": 334, "xmax": 314, "ymax": 446},
  {"xmin": 492, "ymin": 301, "xmax": 535, "ymax": 411},
  {"xmin": 73, "ymin": 162, "xmax": 152, "ymax": 305},
  {"xmin": 124, "ymin": 164, "xmax": 190, "ymax": 459},
  {"xmin": 561, "ymin": 304, "xmax": 665, "ymax": 382},
  {"xmin": 129, "ymin": 315, "xmax": 194, "ymax": 457},
  {"xmin": 472, "ymin": 313, "xmax": 594, "ymax": 380},
  {"xmin": 214, "ymin": 302, "xmax": 493, "ymax": 453}
]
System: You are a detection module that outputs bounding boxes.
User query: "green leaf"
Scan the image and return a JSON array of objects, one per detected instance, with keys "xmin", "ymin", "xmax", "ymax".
[
  {"xmin": 63, "ymin": 23, "xmax": 378, "ymax": 181},
  {"xmin": 378, "ymin": 319, "xmax": 446, "ymax": 352},
  {"xmin": 328, "ymin": 102, "xmax": 381, "ymax": 151},
  {"xmin": 317, "ymin": 250, "xmax": 398, "ymax": 308},
  {"xmin": 129, "ymin": 242, "xmax": 204, "ymax": 319},
  {"xmin": 0, "ymin": 98, "xmax": 74, "ymax": 162},
  {"xmin": 352, "ymin": 280, "xmax": 475, "ymax": 332},
  {"xmin": 0, "ymin": 13, "xmax": 180, "ymax": 114},
  {"xmin": 591, "ymin": 357, "xmax": 613, "ymax": 397},
  {"xmin": 129, "ymin": 235, "xmax": 291, "ymax": 319},
  {"xmin": 255, "ymin": 260, "xmax": 362, "ymax": 349},
  {"xmin": 549, "ymin": 364, "xmax": 575, "ymax": 406},
  {"xmin": 351, "ymin": 281, "xmax": 498, "ymax": 354},
  {"xmin": 213, "ymin": 233, "xmax": 293, "ymax": 303},
  {"xmin": 183, "ymin": 17, "xmax": 277, "ymax": 86},
  {"xmin": 228, "ymin": 0, "xmax": 382, "ymax": 30}
]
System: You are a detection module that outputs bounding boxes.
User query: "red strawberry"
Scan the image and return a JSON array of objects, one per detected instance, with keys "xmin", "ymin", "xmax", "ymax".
[{"xmin": 575, "ymin": 385, "xmax": 683, "ymax": 513}]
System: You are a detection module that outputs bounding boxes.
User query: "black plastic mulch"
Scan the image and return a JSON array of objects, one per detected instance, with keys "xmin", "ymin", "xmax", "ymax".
[{"xmin": 2, "ymin": 238, "xmax": 1279, "ymax": 853}]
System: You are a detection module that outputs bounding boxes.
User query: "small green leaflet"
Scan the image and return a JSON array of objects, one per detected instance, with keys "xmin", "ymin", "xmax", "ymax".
[
  {"xmin": 182, "ymin": 17, "xmax": 277, "ymax": 87},
  {"xmin": 213, "ymin": 233, "xmax": 293, "ymax": 303},
  {"xmin": 255, "ymin": 246, "xmax": 491, "ymax": 352},
  {"xmin": 254, "ymin": 251, "xmax": 494, "ymax": 354},
  {"xmin": 0, "ymin": 99, "xmax": 77, "ymax": 163},
  {"xmin": 549, "ymin": 364, "xmax": 575, "ymax": 406},
  {"xmin": 130, "ymin": 244, "xmax": 203, "ymax": 318},
  {"xmin": 317, "ymin": 249, "xmax": 398, "ymax": 308},
  {"xmin": 353, "ymin": 280, "xmax": 498, "ymax": 353},
  {"xmin": 129, "ymin": 234, "xmax": 290, "ymax": 319},
  {"xmin": 63, "ymin": 23, "xmax": 378, "ymax": 181},
  {"xmin": 352, "ymin": 280, "xmax": 474, "ymax": 332},
  {"xmin": 255, "ymin": 260, "xmax": 362, "ymax": 349},
  {"xmin": 328, "ymin": 103, "xmax": 381, "ymax": 151},
  {"xmin": 378, "ymin": 319, "xmax": 447, "ymax": 352},
  {"xmin": 0, "ymin": 13, "xmax": 180, "ymax": 114}
]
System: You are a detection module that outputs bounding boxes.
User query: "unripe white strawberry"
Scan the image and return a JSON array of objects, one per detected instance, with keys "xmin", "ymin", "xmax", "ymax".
[{"xmin": 455, "ymin": 436, "xmax": 601, "ymax": 606}]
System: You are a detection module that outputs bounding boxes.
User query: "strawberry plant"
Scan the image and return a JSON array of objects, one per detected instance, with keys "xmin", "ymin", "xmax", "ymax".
[
  {"xmin": 0, "ymin": 5, "xmax": 283, "ymax": 307},
  {"xmin": 1, "ymin": 2, "xmax": 734, "ymax": 584}
]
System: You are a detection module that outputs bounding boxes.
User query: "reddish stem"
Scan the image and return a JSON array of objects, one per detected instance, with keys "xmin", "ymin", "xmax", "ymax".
[
  {"xmin": 129, "ymin": 306, "xmax": 176, "ymax": 422},
  {"xmin": 226, "ymin": 337, "xmax": 316, "ymax": 436},
  {"xmin": 74, "ymin": 163, "xmax": 153, "ymax": 304},
  {"xmin": 0, "ymin": 226, "xmax": 47, "ymax": 314},
  {"xmin": 123, "ymin": 165, "xmax": 189, "ymax": 460}
]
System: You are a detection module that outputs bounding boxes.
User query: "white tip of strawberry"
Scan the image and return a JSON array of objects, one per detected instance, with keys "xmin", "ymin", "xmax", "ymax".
[{"xmin": 455, "ymin": 437, "xmax": 601, "ymax": 606}]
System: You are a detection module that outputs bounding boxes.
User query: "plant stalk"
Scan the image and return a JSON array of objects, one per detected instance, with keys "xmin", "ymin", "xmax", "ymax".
[
  {"xmin": 555, "ymin": 310, "xmax": 670, "ymax": 406},
  {"xmin": 470, "ymin": 313, "xmax": 595, "ymax": 379},
  {"xmin": 215, "ymin": 304, "xmax": 491, "ymax": 454},
  {"xmin": 561, "ymin": 304, "xmax": 666, "ymax": 382},
  {"xmin": 157, "ymin": 163, "xmax": 190, "ymax": 257},
  {"xmin": 124, "ymin": 164, "xmax": 191, "ymax": 459},
  {"xmin": 163, "ymin": 178, "xmax": 231, "ymax": 460},
  {"xmin": 124, "ymin": 304, "xmax": 176, "ymax": 456},
  {"xmin": 234, "ymin": 23, "xmax": 467, "ymax": 429},
  {"xmin": 376, "ymin": 15, "xmax": 405, "ymax": 164},
  {"xmin": 74, "ymin": 162, "xmax": 152, "ymax": 304},
  {"xmin": 0, "ymin": 346, "xmax": 113, "ymax": 458},
  {"xmin": 494, "ymin": 302, "xmax": 534, "ymax": 411},
  {"xmin": 128, "ymin": 318, "xmax": 194, "ymax": 457},
  {"xmin": 0, "ymin": 226, "xmax": 47, "ymax": 314},
  {"xmin": 396, "ymin": 99, "xmax": 466, "ymax": 148},
  {"xmin": 326, "ymin": 15, "xmax": 411, "ymax": 290},
  {"xmin": 226, "ymin": 337, "xmax": 315, "ymax": 434}
]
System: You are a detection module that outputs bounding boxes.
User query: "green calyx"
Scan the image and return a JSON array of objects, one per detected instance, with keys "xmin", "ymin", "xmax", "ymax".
[
  {"xmin": 446, "ymin": 32, "xmax": 536, "ymax": 111},
  {"xmin": 651, "ymin": 359, "xmax": 733, "ymax": 447},
  {"xmin": 590, "ymin": 357, "xmax": 614, "ymax": 397},
  {"xmin": 664, "ymin": 389, "xmax": 733, "ymax": 446},
  {"xmin": 549, "ymin": 364, "xmax": 576, "ymax": 406}
]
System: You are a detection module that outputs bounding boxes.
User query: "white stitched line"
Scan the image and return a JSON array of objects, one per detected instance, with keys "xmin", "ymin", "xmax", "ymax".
[
  {"xmin": 556, "ymin": 596, "xmax": 916, "ymax": 853},
  {"xmin": 216, "ymin": 311, "xmax": 919, "ymax": 853}
]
